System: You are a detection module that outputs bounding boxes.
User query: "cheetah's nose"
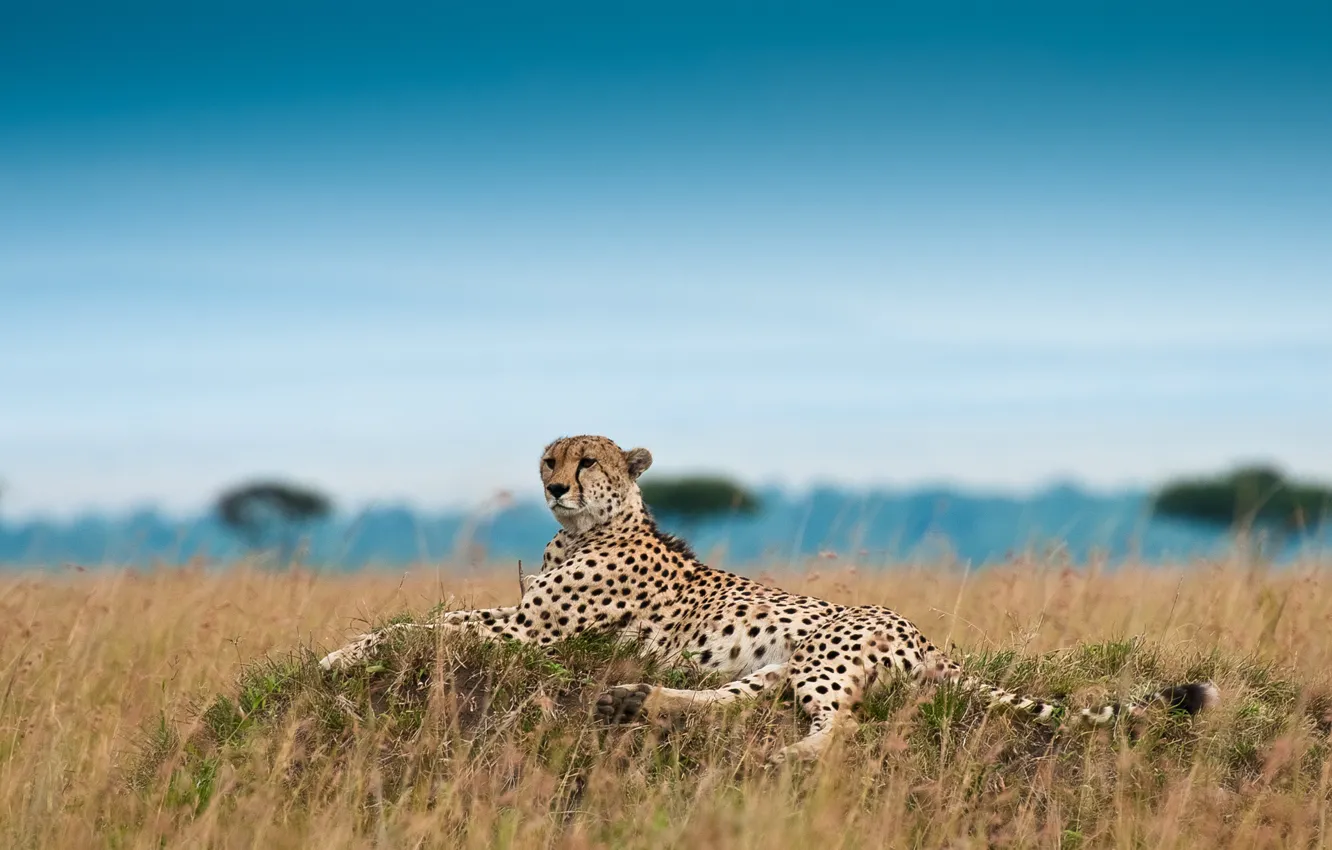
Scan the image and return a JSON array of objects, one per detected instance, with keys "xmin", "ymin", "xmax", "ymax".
[{"xmin": 547, "ymin": 483, "xmax": 570, "ymax": 498}]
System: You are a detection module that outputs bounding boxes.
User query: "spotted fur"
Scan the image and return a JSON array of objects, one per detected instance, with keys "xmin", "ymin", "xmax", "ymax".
[{"xmin": 320, "ymin": 435, "xmax": 1220, "ymax": 763}]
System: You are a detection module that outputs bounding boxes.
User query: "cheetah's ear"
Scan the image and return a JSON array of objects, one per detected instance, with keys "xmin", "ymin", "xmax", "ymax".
[{"xmin": 624, "ymin": 447, "xmax": 653, "ymax": 479}]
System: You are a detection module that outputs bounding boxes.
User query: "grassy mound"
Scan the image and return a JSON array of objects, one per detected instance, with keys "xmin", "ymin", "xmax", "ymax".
[
  {"xmin": 129, "ymin": 618, "xmax": 1332, "ymax": 848},
  {"xmin": 129, "ymin": 619, "xmax": 738, "ymax": 817}
]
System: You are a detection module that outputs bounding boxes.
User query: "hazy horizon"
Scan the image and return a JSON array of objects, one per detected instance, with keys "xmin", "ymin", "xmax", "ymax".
[
  {"xmin": 3, "ymin": 1, "xmax": 1330, "ymax": 517},
  {"xmin": 1, "ymin": 472, "xmax": 1169, "ymax": 524}
]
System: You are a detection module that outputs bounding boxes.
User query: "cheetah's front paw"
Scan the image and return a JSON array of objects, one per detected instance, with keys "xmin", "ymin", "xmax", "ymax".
[{"xmin": 318, "ymin": 632, "xmax": 383, "ymax": 671}]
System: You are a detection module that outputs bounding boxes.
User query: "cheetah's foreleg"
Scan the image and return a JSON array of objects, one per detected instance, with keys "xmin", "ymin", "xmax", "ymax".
[{"xmin": 318, "ymin": 606, "xmax": 525, "ymax": 671}]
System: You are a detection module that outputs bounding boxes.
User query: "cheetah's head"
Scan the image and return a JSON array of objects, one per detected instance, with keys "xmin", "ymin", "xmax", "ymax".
[{"xmin": 539, "ymin": 435, "xmax": 652, "ymax": 533}]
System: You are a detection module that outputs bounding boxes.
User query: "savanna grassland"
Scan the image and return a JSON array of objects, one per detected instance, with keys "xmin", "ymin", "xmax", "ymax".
[{"xmin": 2, "ymin": 555, "xmax": 1331, "ymax": 849}]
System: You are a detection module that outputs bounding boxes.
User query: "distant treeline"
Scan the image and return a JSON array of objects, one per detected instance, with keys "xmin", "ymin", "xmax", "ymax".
[{"xmin": 4, "ymin": 483, "xmax": 1329, "ymax": 569}]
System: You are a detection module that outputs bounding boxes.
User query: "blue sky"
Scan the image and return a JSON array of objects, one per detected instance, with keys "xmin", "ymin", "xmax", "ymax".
[{"xmin": 2, "ymin": 1, "xmax": 1330, "ymax": 517}]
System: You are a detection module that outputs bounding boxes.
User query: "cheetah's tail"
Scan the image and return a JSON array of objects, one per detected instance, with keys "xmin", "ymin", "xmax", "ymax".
[{"xmin": 956, "ymin": 676, "xmax": 1220, "ymax": 727}]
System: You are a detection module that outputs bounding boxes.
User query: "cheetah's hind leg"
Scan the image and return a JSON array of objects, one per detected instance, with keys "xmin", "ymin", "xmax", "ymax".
[{"xmin": 596, "ymin": 663, "xmax": 790, "ymax": 724}]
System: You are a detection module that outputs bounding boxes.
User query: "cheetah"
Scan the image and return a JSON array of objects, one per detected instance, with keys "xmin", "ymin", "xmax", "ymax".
[{"xmin": 319, "ymin": 435, "xmax": 1219, "ymax": 764}]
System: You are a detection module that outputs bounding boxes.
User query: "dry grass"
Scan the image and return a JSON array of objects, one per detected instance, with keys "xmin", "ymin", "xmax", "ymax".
[{"xmin": 2, "ymin": 556, "xmax": 1331, "ymax": 849}]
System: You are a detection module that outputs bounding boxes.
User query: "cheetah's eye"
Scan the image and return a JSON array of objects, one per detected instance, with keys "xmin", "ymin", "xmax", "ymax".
[
  {"xmin": 543, "ymin": 457, "xmax": 556, "ymax": 470},
  {"xmin": 578, "ymin": 457, "xmax": 597, "ymax": 470}
]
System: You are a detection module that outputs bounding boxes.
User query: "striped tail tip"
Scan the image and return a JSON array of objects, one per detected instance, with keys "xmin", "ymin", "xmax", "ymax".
[{"xmin": 1159, "ymin": 681, "xmax": 1220, "ymax": 715}]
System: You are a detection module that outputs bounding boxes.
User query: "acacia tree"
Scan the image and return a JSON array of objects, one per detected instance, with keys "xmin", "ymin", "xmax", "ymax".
[
  {"xmin": 639, "ymin": 475, "xmax": 760, "ymax": 534},
  {"xmin": 1152, "ymin": 465, "xmax": 1332, "ymax": 556},
  {"xmin": 216, "ymin": 481, "xmax": 332, "ymax": 565}
]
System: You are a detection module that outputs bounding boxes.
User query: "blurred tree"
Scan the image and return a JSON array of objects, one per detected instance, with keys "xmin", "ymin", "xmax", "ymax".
[
  {"xmin": 639, "ymin": 475, "xmax": 760, "ymax": 530},
  {"xmin": 216, "ymin": 481, "xmax": 332, "ymax": 564},
  {"xmin": 1152, "ymin": 466, "xmax": 1332, "ymax": 556}
]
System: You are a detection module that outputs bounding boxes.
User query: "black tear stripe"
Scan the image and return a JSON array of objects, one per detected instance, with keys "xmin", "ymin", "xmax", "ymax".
[{"xmin": 573, "ymin": 459, "xmax": 587, "ymax": 505}]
